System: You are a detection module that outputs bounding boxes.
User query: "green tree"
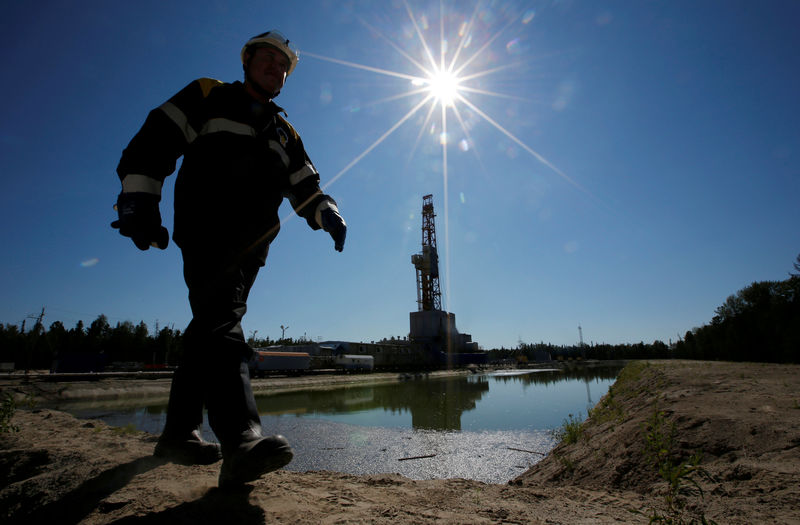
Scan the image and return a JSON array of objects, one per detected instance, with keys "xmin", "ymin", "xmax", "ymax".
[
  {"xmin": 46, "ymin": 321, "xmax": 68, "ymax": 370},
  {"xmin": 0, "ymin": 324, "xmax": 24, "ymax": 366},
  {"xmin": 676, "ymin": 271, "xmax": 799, "ymax": 363},
  {"xmin": 108, "ymin": 320, "xmax": 136, "ymax": 362},
  {"xmin": 155, "ymin": 325, "xmax": 181, "ymax": 365},
  {"xmin": 87, "ymin": 314, "xmax": 110, "ymax": 340}
]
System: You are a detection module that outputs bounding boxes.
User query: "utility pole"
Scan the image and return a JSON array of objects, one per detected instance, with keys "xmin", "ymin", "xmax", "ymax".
[{"xmin": 25, "ymin": 307, "xmax": 46, "ymax": 332}]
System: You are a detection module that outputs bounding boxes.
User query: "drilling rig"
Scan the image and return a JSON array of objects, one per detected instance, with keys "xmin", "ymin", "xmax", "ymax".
[
  {"xmin": 409, "ymin": 195, "xmax": 483, "ymax": 364},
  {"xmin": 411, "ymin": 194, "xmax": 441, "ymax": 312}
]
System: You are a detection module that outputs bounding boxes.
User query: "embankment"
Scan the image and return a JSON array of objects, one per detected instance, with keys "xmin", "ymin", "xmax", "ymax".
[{"xmin": 1, "ymin": 360, "xmax": 798, "ymax": 524}]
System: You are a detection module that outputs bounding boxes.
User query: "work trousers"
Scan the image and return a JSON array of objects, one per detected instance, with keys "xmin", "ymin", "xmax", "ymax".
[{"xmin": 161, "ymin": 247, "xmax": 265, "ymax": 448}]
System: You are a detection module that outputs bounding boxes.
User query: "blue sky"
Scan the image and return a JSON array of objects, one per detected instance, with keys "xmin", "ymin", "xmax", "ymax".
[{"xmin": 1, "ymin": 1, "xmax": 798, "ymax": 349}]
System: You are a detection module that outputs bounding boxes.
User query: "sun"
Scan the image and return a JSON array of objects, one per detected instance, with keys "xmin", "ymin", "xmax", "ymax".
[
  {"xmin": 411, "ymin": 68, "xmax": 462, "ymax": 108},
  {"xmin": 424, "ymin": 69, "xmax": 461, "ymax": 107},
  {"xmin": 304, "ymin": 4, "xmax": 579, "ymax": 188}
]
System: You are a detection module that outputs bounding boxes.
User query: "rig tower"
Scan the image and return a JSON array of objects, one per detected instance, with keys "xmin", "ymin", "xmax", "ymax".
[
  {"xmin": 409, "ymin": 194, "xmax": 482, "ymax": 365},
  {"xmin": 411, "ymin": 194, "xmax": 442, "ymax": 312}
]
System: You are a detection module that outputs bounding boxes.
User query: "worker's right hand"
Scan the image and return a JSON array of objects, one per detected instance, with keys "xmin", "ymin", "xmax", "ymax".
[
  {"xmin": 320, "ymin": 207, "xmax": 346, "ymax": 252},
  {"xmin": 111, "ymin": 192, "xmax": 169, "ymax": 250}
]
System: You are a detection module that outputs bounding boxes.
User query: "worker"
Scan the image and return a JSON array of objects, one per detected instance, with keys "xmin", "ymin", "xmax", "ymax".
[{"xmin": 111, "ymin": 30, "xmax": 347, "ymax": 487}]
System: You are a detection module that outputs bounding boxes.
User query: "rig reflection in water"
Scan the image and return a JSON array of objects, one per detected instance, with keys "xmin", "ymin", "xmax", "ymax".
[{"xmin": 255, "ymin": 373, "xmax": 490, "ymax": 431}]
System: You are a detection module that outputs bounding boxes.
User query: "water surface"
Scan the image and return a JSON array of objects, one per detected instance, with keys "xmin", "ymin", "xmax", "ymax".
[{"xmin": 60, "ymin": 365, "xmax": 623, "ymax": 483}]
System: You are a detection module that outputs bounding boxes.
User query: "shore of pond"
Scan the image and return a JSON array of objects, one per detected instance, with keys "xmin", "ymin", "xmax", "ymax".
[
  {"xmin": 2, "ymin": 360, "xmax": 798, "ymax": 524},
  {"xmin": 0, "ymin": 360, "xmax": 623, "ymax": 408},
  {"xmin": 0, "ymin": 368, "xmax": 476, "ymax": 409}
]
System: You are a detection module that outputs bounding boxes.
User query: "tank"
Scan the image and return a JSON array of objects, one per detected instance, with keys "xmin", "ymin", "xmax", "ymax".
[
  {"xmin": 249, "ymin": 351, "xmax": 311, "ymax": 377},
  {"xmin": 334, "ymin": 354, "xmax": 375, "ymax": 371}
]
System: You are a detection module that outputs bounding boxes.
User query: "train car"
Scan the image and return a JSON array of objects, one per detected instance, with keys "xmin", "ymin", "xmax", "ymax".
[
  {"xmin": 334, "ymin": 354, "xmax": 374, "ymax": 372},
  {"xmin": 249, "ymin": 351, "xmax": 311, "ymax": 377}
]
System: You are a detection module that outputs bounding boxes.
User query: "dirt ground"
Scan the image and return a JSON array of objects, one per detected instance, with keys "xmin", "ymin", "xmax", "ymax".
[{"xmin": 1, "ymin": 361, "xmax": 799, "ymax": 524}]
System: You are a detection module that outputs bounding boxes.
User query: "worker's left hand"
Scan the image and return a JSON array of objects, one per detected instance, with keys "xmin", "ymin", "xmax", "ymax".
[{"xmin": 321, "ymin": 207, "xmax": 346, "ymax": 252}]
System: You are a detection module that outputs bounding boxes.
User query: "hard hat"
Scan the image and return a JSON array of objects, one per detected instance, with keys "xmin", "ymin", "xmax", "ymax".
[{"xmin": 241, "ymin": 30, "xmax": 299, "ymax": 76}]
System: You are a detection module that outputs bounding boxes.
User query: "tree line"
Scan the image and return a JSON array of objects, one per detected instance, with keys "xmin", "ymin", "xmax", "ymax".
[
  {"xmin": 486, "ymin": 340, "xmax": 673, "ymax": 363},
  {"xmin": 674, "ymin": 262, "xmax": 799, "ymax": 363},
  {"xmin": 2, "ymin": 255, "xmax": 798, "ymax": 370},
  {"xmin": 0, "ymin": 314, "xmax": 304, "ymax": 372}
]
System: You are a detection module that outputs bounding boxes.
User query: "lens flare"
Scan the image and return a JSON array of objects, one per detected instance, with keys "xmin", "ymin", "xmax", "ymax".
[{"xmin": 292, "ymin": 2, "xmax": 607, "ymax": 307}]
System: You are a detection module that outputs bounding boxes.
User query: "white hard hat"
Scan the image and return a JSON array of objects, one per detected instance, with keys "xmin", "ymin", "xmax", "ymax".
[{"xmin": 241, "ymin": 30, "xmax": 299, "ymax": 76}]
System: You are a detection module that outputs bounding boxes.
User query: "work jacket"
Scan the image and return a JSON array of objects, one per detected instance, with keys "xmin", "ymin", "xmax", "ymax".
[{"xmin": 116, "ymin": 78, "xmax": 337, "ymax": 264}]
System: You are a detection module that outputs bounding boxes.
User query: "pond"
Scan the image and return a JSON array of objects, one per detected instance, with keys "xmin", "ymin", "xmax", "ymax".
[{"xmin": 60, "ymin": 364, "xmax": 624, "ymax": 484}]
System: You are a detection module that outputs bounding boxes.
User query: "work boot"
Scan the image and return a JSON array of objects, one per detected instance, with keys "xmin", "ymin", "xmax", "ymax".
[
  {"xmin": 154, "ymin": 429, "xmax": 222, "ymax": 465},
  {"xmin": 155, "ymin": 364, "xmax": 219, "ymax": 465},
  {"xmin": 206, "ymin": 358, "xmax": 292, "ymax": 487},
  {"xmin": 218, "ymin": 432, "xmax": 294, "ymax": 488}
]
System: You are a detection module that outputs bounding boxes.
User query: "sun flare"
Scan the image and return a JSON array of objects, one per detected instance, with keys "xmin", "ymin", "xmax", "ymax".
[
  {"xmin": 300, "ymin": 2, "xmax": 596, "ymax": 309},
  {"xmin": 424, "ymin": 69, "xmax": 461, "ymax": 107}
]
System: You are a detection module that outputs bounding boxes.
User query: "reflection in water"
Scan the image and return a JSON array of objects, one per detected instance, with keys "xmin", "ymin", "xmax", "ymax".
[
  {"xmin": 406, "ymin": 376, "xmax": 488, "ymax": 430},
  {"xmin": 55, "ymin": 365, "xmax": 625, "ymax": 434},
  {"xmin": 256, "ymin": 375, "xmax": 489, "ymax": 431},
  {"xmin": 487, "ymin": 364, "xmax": 622, "ymax": 386},
  {"xmin": 254, "ymin": 364, "xmax": 625, "ymax": 432}
]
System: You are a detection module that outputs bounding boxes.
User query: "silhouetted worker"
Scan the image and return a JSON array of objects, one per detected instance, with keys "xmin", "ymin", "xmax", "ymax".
[{"xmin": 112, "ymin": 30, "xmax": 346, "ymax": 487}]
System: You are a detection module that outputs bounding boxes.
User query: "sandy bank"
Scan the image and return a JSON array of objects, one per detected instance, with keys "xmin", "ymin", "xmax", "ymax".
[{"xmin": 2, "ymin": 360, "xmax": 799, "ymax": 524}]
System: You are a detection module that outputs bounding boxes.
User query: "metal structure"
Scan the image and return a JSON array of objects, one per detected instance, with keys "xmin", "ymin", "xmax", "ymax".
[
  {"xmin": 408, "ymin": 194, "xmax": 483, "ymax": 364},
  {"xmin": 411, "ymin": 194, "xmax": 442, "ymax": 312}
]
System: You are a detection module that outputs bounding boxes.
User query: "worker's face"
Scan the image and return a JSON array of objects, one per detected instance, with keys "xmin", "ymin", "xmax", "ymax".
[{"xmin": 246, "ymin": 46, "xmax": 289, "ymax": 96}]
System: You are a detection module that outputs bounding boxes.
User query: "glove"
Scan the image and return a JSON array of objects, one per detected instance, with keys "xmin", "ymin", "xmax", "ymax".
[
  {"xmin": 111, "ymin": 192, "xmax": 169, "ymax": 250},
  {"xmin": 320, "ymin": 207, "xmax": 346, "ymax": 252}
]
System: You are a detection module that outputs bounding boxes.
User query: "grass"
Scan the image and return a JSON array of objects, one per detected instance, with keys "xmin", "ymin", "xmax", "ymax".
[
  {"xmin": 543, "ymin": 360, "xmax": 722, "ymax": 522},
  {"xmin": 640, "ymin": 407, "xmax": 717, "ymax": 525},
  {"xmin": 588, "ymin": 388, "xmax": 625, "ymax": 425},
  {"xmin": 551, "ymin": 413, "xmax": 584, "ymax": 445},
  {"xmin": 588, "ymin": 360, "xmax": 654, "ymax": 426},
  {"xmin": 109, "ymin": 423, "xmax": 138, "ymax": 435},
  {"xmin": 583, "ymin": 362, "xmax": 717, "ymax": 523},
  {"xmin": 1, "ymin": 392, "xmax": 19, "ymax": 433},
  {"xmin": 550, "ymin": 361, "xmax": 654, "ymax": 478},
  {"xmin": 554, "ymin": 452, "xmax": 575, "ymax": 473}
]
